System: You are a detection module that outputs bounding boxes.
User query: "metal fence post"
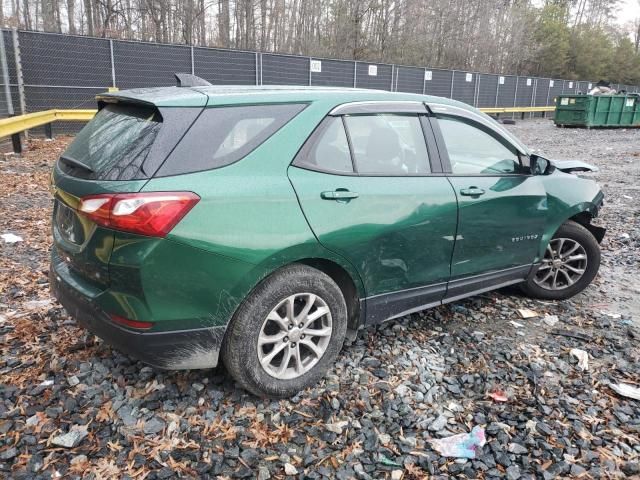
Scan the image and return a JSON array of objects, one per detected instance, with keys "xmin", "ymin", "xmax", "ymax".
[
  {"xmin": 259, "ymin": 53, "xmax": 263, "ymax": 85},
  {"xmin": 450, "ymin": 71, "xmax": 455, "ymax": 98},
  {"xmin": 254, "ymin": 52, "xmax": 259, "ymax": 85},
  {"xmin": 395, "ymin": 66, "xmax": 399, "ymax": 92},
  {"xmin": 546, "ymin": 80, "xmax": 552, "ymax": 107},
  {"xmin": 390, "ymin": 64, "xmax": 394, "ymax": 91},
  {"xmin": 0, "ymin": 30, "xmax": 20, "ymax": 153},
  {"xmin": 11, "ymin": 29, "xmax": 25, "ymax": 117},
  {"xmin": 109, "ymin": 39, "xmax": 116, "ymax": 87},
  {"xmin": 353, "ymin": 61, "xmax": 357, "ymax": 88},
  {"xmin": 474, "ymin": 74, "xmax": 479, "ymax": 107},
  {"xmin": 494, "ymin": 76, "xmax": 500, "ymax": 107},
  {"xmin": 422, "ymin": 68, "xmax": 426, "ymax": 95},
  {"xmin": 530, "ymin": 78, "xmax": 536, "ymax": 119},
  {"xmin": 308, "ymin": 57, "xmax": 312, "ymax": 86},
  {"xmin": 190, "ymin": 46, "xmax": 195, "ymax": 75},
  {"xmin": 512, "ymin": 77, "xmax": 519, "ymax": 120}
]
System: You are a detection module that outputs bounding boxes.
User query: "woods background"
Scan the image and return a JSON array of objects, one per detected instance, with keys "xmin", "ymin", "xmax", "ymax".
[{"xmin": 0, "ymin": 0, "xmax": 639, "ymax": 84}]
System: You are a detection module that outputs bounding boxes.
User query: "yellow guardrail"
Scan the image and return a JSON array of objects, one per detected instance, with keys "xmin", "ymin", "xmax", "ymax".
[{"xmin": 0, "ymin": 109, "xmax": 97, "ymax": 138}]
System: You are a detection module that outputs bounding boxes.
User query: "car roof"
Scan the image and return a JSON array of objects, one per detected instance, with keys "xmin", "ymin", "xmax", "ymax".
[{"xmin": 98, "ymin": 85, "xmax": 472, "ymax": 110}]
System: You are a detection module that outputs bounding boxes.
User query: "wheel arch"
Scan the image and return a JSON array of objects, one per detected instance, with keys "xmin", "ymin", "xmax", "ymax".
[
  {"xmin": 537, "ymin": 200, "xmax": 605, "ymax": 261},
  {"xmin": 569, "ymin": 211, "xmax": 606, "ymax": 244},
  {"xmin": 225, "ymin": 244, "xmax": 366, "ymax": 333},
  {"xmin": 296, "ymin": 257, "xmax": 363, "ymax": 330}
]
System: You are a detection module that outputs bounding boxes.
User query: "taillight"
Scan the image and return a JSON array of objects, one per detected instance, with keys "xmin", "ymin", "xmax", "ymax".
[
  {"xmin": 78, "ymin": 192, "xmax": 199, "ymax": 237},
  {"xmin": 110, "ymin": 314, "xmax": 154, "ymax": 330}
]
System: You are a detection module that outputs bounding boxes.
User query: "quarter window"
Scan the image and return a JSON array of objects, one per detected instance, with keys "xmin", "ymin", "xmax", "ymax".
[
  {"xmin": 158, "ymin": 103, "xmax": 306, "ymax": 176},
  {"xmin": 294, "ymin": 117, "xmax": 353, "ymax": 173},
  {"xmin": 437, "ymin": 116, "xmax": 522, "ymax": 175},
  {"xmin": 344, "ymin": 115, "xmax": 430, "ymax": 175}
]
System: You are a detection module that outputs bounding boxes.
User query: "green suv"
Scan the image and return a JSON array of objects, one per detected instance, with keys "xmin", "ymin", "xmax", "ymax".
[{"xmin": 50, "ymin": 82, "xmax": 605, "ymax": 397}]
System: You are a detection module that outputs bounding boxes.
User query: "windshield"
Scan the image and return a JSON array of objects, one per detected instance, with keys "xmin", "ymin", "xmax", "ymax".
[{"xmin": 59, "ymin": 103, "xmax": 161, "ymax": 180}]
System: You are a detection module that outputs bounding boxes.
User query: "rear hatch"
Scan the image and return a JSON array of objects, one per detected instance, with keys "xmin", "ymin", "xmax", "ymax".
[{"xmin": 52, "ymin": 97, "xmax": 203, "ymax": 289}]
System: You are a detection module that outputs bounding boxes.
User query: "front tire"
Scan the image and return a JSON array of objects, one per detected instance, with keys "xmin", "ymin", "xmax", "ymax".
[
  {"xmin": 222, "ymin": 264, "xmax": 347, "ymax": 398},
  {"xmin": 521, "ymin": 220, "xmax": 600, "ymax": 300}
]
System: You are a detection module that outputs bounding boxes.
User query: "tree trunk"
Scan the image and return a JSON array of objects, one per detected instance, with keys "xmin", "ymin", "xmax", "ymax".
[
  {"xmin": 41, "ymin": 0, "xmax": 56, "ymax": 31},
  {"xmin": 218, "ymin": 0, "xmax": 229, "ymax": 47},
  {"xmin": 67, "ymin": 0, "xmax": 76, "ymax": 33},
  {"xmin": 83, "ymin": 0, "xmax": 93, "ymax": 35}
]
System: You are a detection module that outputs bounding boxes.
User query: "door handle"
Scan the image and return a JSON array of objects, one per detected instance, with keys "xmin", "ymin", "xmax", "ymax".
[
  {"xmin": 460, "ymin": 187, "xmax": 485, "ymax": 196},
  {"xmin": 321, "ymin": 190, "xmax": 359, "ymax": 200}
]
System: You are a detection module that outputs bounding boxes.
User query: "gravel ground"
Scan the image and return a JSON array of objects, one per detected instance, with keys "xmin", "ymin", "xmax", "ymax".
[{"xmin": 0, "ymin": 119, "xmax": 639, "ymax": 479}]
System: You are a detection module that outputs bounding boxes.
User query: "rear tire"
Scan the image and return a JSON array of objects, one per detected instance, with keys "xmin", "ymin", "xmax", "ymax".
[
  {"xmin": 521, "ymin": 220, "xmax": 600, "ymax": 300},
  {"xmin": 222, "ymin": 264, "xmax": 347, "ymax": 398}
]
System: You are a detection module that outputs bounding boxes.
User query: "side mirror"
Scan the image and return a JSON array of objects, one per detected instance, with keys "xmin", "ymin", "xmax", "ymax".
[{"xmin": 530, "ymin": 155, "xmax": 555, "ymax": 175}]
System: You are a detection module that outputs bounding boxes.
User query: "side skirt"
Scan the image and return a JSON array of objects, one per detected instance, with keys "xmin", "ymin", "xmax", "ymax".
[{"xmin": 362, "ymin": 264, "xmax": 535, "ymax": 326}]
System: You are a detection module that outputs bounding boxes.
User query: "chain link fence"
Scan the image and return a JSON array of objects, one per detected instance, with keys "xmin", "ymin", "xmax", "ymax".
[{"xmin": 2, "ymin": 28, "xmax": 640, "ymax": 133}]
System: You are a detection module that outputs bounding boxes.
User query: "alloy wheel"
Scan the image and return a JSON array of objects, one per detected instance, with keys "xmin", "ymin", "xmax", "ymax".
[
  {"xmin": 533, "ymin": 238, "xmax": 588, "ymax": 290},
  {"xmin": 257, "ymin": 293, "xmax": 332, "ymax": 380}
]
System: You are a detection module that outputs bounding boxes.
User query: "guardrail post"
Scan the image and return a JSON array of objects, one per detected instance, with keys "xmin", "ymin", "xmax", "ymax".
[{"xmin": 44, "ymin": 122, "xmax": 53, "ymax": 139}]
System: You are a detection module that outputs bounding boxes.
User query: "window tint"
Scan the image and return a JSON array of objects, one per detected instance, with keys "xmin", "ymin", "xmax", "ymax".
[
  {"xmin": 294, "ymin": 117, "xmax": 353, "ymax": 173},
  {"xmin": 437, "ymin": 116, "xmax": 522, "ymax": 175},
  {"xmin": 344, "ymin": 115, "xmax": 430, "ymax": 175},
  {"xmin": 158, "ymin": 103, "xmax": 306, "ymax": 176},
  {"xmin": 60, "ymin": 104, "xmax": 161, "ymax": 180}
]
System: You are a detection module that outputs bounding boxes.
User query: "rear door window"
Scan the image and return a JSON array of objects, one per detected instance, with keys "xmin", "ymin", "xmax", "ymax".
[
  {"xmin": 59, "ymin": 104, "xmax": 161, "ymax": 180},
  {"xmin": 157, "ymin": 103, "xmax": 307, "ymax": 176},
  {"xmin": 344, "ymin": 115, "xmax": 430, "ymax": 175}
]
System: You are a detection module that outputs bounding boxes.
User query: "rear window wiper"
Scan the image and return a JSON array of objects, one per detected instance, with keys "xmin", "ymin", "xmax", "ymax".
[{"xmin": 59, "ymin": 155, "xmax": 94, "ymax": 173}]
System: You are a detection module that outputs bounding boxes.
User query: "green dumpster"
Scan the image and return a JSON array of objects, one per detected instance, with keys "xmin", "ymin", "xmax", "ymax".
[{"xmin": 554, "ymin": 94, "xmax": 640, "ymax": 127}]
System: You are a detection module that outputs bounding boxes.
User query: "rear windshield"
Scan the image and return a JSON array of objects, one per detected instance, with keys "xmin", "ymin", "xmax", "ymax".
[
  {"xmin": 156, "ymin": 103, "xmax": 306, "ymax": 176},
  {"xmin": 59, "ymin": 104, "xmax": 161, "ymax": 180}
]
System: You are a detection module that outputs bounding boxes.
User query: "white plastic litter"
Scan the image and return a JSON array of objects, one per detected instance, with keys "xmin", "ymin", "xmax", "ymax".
[
  {"xmin": 1, "ymin": 233, "xmax": 23, "ymax": 243},
  {"xmin": 610, "ymin": 383, "xmax": 640, "ymax": 401},
  {"xmin": 570, "ymin": 348, "xmax": 589, "ymax": 371}
]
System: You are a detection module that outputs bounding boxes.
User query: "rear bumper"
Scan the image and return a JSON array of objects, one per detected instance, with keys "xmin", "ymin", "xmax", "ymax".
[{"xmin": 49, "ymin": 258, "xmax": 225, "ymax": 370}]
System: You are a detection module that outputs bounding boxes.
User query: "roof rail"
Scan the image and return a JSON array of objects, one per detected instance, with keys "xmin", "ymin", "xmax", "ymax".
[{"xmin": 174, "ymin": 73, "xmax": 212, "ymax": 87}]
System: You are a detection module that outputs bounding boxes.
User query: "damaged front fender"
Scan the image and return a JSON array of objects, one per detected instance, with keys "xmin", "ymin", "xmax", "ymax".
[{"xmin": 551, "ymin": 159, "xmax": 599, "ymax": 174}]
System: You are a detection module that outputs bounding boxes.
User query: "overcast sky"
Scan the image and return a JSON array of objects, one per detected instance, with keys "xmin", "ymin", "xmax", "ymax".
[{"xmin": 616, "ymin": 0, "xmax": 640, "ymax": 24}]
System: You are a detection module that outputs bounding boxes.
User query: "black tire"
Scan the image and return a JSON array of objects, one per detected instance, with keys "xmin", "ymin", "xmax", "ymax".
[
  {"xmin": 221, "ymin": 264, "xmax": 347, "ymax": 398},
  {"xmin": 521, "ymin": 220, "xmax": 600, "ymax": 300}
]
